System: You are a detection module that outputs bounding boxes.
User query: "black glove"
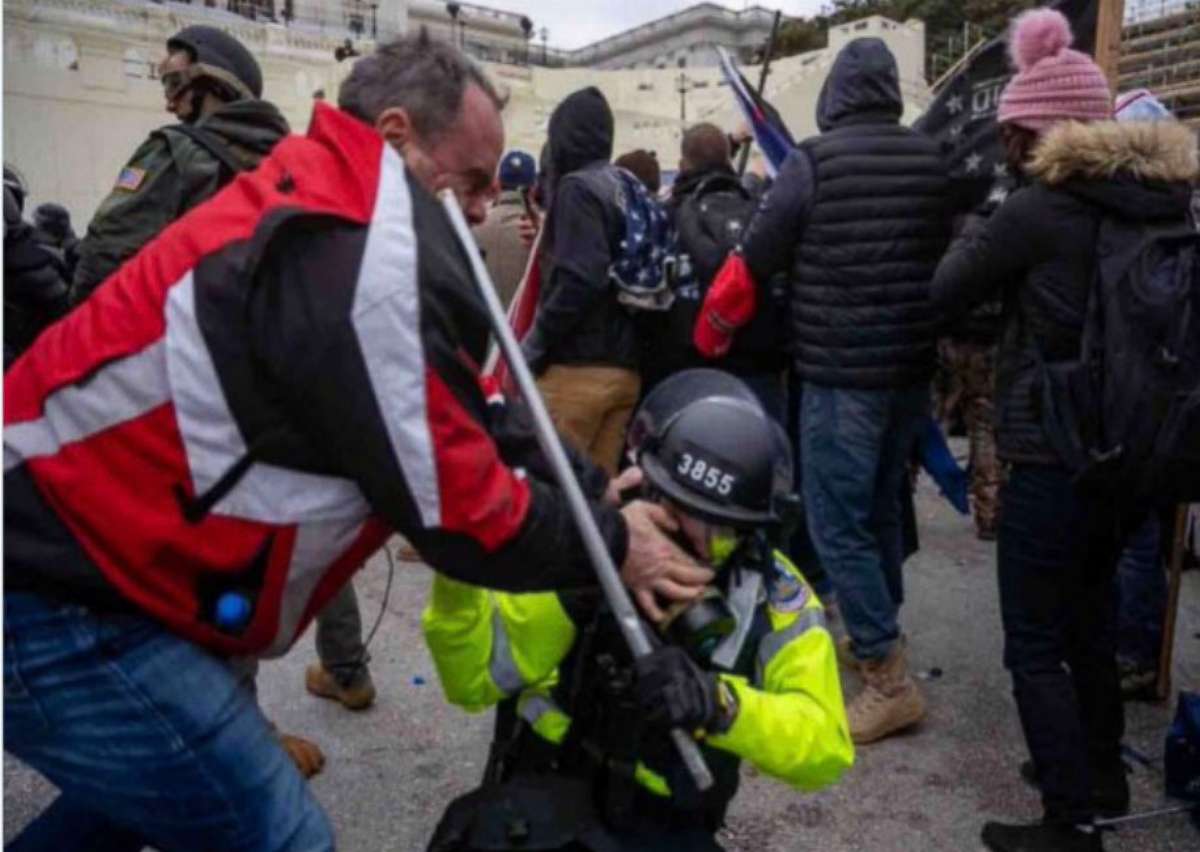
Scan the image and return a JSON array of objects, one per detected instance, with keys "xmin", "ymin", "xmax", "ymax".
[{"xmin": 634, "ymin": 646, "xmax": 735, "ymax": 735}]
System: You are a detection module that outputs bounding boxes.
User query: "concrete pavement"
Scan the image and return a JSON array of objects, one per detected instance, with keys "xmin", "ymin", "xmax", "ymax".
[{"xmin": 5, "ymin": 473, "xmax": 1199, "ymax": 850}]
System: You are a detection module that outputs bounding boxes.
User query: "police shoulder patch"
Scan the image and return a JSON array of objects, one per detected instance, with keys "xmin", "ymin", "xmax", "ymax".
[
  {"xmin": 115, "ymin": 167, "xmax": 147, "ymax": 192},
  {"xmin": 767, "ymin": 556, "xmax": 811, "ymax": 613}
]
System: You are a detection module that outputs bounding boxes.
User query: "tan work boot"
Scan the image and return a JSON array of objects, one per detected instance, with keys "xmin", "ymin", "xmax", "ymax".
[
  {"xmin": 305, "ymin": 661, "xmax": 377, "ymax": 711},
  {"xmin": 278, "ymin": 732, "xmax": 326, "ymax": 778},
  {"xmin": 836, "ymin": 636, "xmax": 865, "ymax": 674},
  {"xmin": 839, "ymin": 634, "xmax": 910, "ymax": 676},
  {"xmin": 847, "ymin": 642, "xmax": 926, "ymax": 744}
]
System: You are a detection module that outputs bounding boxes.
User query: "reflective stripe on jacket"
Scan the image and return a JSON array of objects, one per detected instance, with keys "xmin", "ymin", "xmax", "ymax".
[{"xmin": 421, "ymin": 551, "xmax": 853, "ymax": 794}]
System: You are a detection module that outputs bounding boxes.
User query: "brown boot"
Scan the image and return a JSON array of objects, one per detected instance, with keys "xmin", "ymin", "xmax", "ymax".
[
  {"xmin": 836, "ymin": 636, "xmax": 865, "ymax": 674},
  {"xmin": 847, "ymin": 642, "xmax": 926, "ymax": 744},
  {"xmin": 305, "ymin": 661, "xmax": 376, "ymax": 711},
  {"xmin": 278, "ymin": 732, "xmax": 326, "ymax": 778}
]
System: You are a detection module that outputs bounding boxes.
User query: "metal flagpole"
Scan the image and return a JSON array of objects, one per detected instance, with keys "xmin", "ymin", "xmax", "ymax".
[
  {"xmin": 737, "ymin": 9, "xmax": 783, "ymax": 176},
  {"xmin": 1156, "ymin": 505, "xmax": 1188, "ymax": 700},
  {"xmin": 1094, "ymin": 0, "xmax": 1126, "ymax": 91},
  {"xmin": 439, "ymin": 190, "xmax": 716, "ymax": 792}
]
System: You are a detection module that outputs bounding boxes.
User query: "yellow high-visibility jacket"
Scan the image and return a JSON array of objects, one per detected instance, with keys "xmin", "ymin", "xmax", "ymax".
[{"xmin": 422, "ymin": 551, "xmax": 853, "ymax": 799}]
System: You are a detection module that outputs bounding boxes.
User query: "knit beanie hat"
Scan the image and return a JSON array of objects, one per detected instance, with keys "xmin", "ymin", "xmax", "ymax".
[{"xmin": 997, "ymin": 8, "xmax": 1112, "ymax": 132}]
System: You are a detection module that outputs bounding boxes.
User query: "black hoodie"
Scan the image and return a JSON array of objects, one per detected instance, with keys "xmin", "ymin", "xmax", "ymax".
[
  {"xmin": 523, "ymin": 88, "xmax": 641, "ymax": 373},
  {"xmin": 739, "ymin": 38, "xmax": 951, "ymax": 389}
]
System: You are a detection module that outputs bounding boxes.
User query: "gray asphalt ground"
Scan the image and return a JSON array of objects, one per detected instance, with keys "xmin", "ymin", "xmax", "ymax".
[{"xmin": 5, "ymin": 471, "xmax": 1199, "ymax": 851}]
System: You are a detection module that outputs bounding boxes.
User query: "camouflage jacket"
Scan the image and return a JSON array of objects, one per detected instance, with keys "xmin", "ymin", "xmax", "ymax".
[{"xmin": 71, "ymin": 99, "xmax": 290, "ymax": 303}]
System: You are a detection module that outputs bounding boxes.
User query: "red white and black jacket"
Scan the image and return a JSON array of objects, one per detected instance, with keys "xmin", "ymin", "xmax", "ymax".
[{"xmin": 4, "ymin": 103, "xmax": 625, "ymax": 657}]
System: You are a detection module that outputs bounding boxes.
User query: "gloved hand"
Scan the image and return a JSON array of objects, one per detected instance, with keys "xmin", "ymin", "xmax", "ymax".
[
  {"xmin": 693, "ymin": 251, "xmax": 757, "ymax": 358},
  {"xmin": 634, "ymin": 646, "xmax": 735, "ymax": 735}
]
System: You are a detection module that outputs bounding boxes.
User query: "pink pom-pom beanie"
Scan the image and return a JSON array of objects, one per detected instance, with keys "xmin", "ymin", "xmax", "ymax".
[{"xmin": 997, "ymin": 7, "xmax": 1112, "ymax": 132}]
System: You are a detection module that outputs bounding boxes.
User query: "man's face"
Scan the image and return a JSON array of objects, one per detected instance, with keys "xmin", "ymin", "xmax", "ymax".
[
  {"xmin": 159, "ymin": 50, "xmax": 195, "ymax": 120},
  {"xmin": 398, "ymin": 84, "xmax": 503, "ymax": 226}
]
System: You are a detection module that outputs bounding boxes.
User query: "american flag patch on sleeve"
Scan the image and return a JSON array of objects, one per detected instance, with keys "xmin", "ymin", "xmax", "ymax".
[{"xmin": 115, "ymin": 167, "xmax": 146, "ymax": 191}]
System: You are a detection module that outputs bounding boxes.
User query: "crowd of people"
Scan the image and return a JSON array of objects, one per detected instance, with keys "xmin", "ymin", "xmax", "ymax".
[{"xmin": 3, "ymin": 4, "xmax": 1198, "ymax": 852}]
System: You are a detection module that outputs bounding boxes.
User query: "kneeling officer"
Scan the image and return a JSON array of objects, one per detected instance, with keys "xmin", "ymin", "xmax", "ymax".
[{"xmin": 423, "ymin": 370, "xmax": 854, "ymax": 851}]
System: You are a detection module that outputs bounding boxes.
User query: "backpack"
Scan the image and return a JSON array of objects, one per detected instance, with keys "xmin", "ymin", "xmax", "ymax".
[
  {"xmin": 1038, "ymin": 219, "xmax": 1200, "ymax": 502},
  {"xmin": 664, "ymin": 174, "xmax": 758, "ymax": 359},
  {"xmin": 608, "ymin": 167, "xmax": 676, "ymax": 312}
]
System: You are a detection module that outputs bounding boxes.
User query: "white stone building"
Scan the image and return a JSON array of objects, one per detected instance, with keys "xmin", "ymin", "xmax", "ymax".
[
  {"xmin": 3, "ymin": 1, "xmax": 931, "ymax": 227},
  {"xmin": 560, "ymin": 3, "xmax": 779, "ymax": 70}
]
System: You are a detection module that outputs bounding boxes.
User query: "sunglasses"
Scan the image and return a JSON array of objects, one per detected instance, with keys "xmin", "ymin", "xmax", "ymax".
[{"xmin": 160, "ymin": 69, "xmax": 195, "ymax": 101}]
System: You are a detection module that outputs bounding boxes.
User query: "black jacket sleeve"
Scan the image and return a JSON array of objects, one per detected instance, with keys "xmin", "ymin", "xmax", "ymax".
[
  {"xmin": 521, "ymin": 176, "xmax": 613, "ymax": 370},
  {"xmin": 930, "ymin": 187, "xmax": 1041, "ymax": 325},
  {"xmin": 252, "ymin": 217, "xmax": 625, "ymax": 594},
  {"xmin": 740, "ymin": 148, "xmax": 816, "ymax": 286},
  {"xmin": 484, "ymin": 391, "xmax": 611, "ymax": 500}
]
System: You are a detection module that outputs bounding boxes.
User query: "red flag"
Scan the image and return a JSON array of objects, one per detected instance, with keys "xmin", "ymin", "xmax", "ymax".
[{"xmin": 485, "ymin": 227, "xmax": 543, "ymax": 391}]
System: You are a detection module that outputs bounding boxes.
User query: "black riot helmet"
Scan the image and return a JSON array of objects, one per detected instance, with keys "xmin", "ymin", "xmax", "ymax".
[
  {"xmin": 166, "ymin": 25, "xmax": 263, "ymax": 101},
  {"xmin": 631, "ymin": 370, "xmax": 792, "ymax": 528}
]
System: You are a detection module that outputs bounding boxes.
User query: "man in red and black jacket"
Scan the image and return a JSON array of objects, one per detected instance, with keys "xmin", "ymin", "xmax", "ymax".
[{"xmin": 3, "ymin": 32, "xmax": 709, "ymax": 851}]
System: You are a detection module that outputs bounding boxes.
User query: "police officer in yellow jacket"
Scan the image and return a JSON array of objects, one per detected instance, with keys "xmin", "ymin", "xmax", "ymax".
[{"xmin": 423, "ymin": 370, "xmax": 853, "ymax": 851}]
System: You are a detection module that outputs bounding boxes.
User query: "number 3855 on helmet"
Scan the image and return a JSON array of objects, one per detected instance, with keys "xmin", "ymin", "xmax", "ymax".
[{"xmin": 628, "ymin": 369, "xmax": 793, "ymax": 528}]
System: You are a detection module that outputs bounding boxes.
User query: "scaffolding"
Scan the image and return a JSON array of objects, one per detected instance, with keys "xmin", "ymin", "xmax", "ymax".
[{"xmin": 1119, "ymin": 5, "xmax": 1200, "ymax": 128}]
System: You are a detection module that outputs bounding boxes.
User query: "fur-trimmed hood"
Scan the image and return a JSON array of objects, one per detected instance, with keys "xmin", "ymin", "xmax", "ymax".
[
  {"xmin": 1028, "ymin": 120, "xmax": 1199, "ymax": 186},
  {"xmin": 1026, "ymin": 120, "xmax": 1198, "ymax": 222}
]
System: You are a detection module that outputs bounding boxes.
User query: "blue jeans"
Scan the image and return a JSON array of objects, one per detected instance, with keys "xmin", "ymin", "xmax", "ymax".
[
  {"xmin": 1115, "ymin": 514, "xmax": 1166, "ymax": 667},
  {"xmin": 800, "ymin": 383, "xmax": 929, "ymax": 660},
  {"xmin": 784, "ymin": 372, "xmax": 829, "ymax": 597},
  {"xmin": 3, "ymin": 593, "xmax": 333, "ymax": 852}
]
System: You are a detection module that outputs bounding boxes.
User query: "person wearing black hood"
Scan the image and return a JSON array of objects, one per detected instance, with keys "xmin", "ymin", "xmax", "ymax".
[
  {"xmin": 4, "ymin": 168, "xmax": 70, "ymax": 368},
  {"xmin": 31, "ymin": 202, "xmax": 80, "ymax": 282},
  {"xmin": 521, "ymin": 87, "xmax": 642, "ymax": 476},
  {"xmin": 71, "ymin": 25, "xmax": 291, "ymax": 303},
  {"xmin": 694, "ymin": 37, "xmax": 950, "ymax": 746}
]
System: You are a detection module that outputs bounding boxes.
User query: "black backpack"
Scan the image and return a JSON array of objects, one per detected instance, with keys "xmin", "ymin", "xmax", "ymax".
[
  {"xmin": 663, "ymin": 174, "xmax": 783, "ymax": 373},
  {"xmin": 1039, "ymin": 219, "xmax": 1200, "ymax": 502}
]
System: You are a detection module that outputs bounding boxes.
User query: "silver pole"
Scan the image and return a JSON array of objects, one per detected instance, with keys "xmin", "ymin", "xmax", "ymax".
[
  {"xmin": 1094, "ymin": 803, "xmax": 1198, "ymax": 828},
  {"xmin": 438, "ymin": 190, "xmax": 715, "ymax": 792}
]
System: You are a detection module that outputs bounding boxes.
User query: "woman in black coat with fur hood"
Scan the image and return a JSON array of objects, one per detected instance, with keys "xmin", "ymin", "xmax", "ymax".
[{"xmin": 930, "ymin": 9, "xmax": 1199, "ymax": 852}]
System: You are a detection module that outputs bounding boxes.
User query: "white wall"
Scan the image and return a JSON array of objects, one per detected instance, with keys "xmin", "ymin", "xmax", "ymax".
[
  {"xmin": 4, "ymin": 0, "xmax": 356, "ymax": 226},
  {"xmin": 4, "ymin": 3, "xmax": 930, "ymax": 227}
]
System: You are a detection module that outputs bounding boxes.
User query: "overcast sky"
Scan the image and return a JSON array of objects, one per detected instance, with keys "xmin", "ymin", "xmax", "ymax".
[{"xmin": 490, "ymin": 1, "xmax": 830, "ymax": 50}]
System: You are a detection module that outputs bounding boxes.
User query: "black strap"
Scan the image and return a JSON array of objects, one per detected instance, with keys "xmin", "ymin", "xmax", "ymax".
[
  {"xmin": 173, "ymin": 426, "xmax": 287, "ymax": 524},
  {"xmin": 159, "ymin": 124, "xmax": 247, "ymax": 179}
]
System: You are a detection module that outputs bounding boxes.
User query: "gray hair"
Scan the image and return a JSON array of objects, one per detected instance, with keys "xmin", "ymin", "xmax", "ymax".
[{"xmin": 338, "ymin": 28, "xmax": 504, "ymax": 141}]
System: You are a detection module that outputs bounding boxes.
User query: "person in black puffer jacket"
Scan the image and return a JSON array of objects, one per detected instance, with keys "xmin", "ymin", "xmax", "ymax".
[
  {"xmin": 695, "ymin": 36, "xmax": 951, "ymax": 746},
  {"xmin": 931, "ymin": 10, "xmax": 1199, "ymax": 852},
  {"xmin": 522, "ymin": 88, "xmax": 641, "ymax": 475}
]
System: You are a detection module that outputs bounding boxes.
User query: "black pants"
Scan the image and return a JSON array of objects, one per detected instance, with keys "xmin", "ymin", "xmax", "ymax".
[{"xmin": 997, "ymin": 465, "xmax": 1139, "ymax": 823}]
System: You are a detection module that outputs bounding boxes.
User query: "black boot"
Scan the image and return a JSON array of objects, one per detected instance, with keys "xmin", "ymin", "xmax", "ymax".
[
  {"xmin": 1090, "ymin": 763, "xmax": 1130, "ymax": 818},
  {"xmin": 1017, "ymin": 761, "xmax": 1130, "ymax": 818},
  {"xmin": 981, "ymin": 821, "xmax": 1103, "ymax": 852}
]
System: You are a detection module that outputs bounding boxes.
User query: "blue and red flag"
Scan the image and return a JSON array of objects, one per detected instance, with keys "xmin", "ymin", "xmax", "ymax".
[{"xmin": 716, "ymin": 46, "xmax": 796, "ymax": 177}]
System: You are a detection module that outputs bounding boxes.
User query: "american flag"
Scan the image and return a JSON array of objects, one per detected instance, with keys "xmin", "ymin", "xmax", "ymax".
[
  {"xmin": 913, "ymin": 0, "xmax": 1099, "ymax": 212},
  {"xmin": 484, "ymin": 228, "xmax": 542, "ymax": 390},
  {"xmin": 716, "ymin": 46, "xmax": 797, "ymax": 177}
]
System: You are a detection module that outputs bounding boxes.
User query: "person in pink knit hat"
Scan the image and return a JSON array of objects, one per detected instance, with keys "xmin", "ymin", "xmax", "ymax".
[{"xmin": 932, "ymin": 7, "xmax": 1199, "ymax": 852}]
